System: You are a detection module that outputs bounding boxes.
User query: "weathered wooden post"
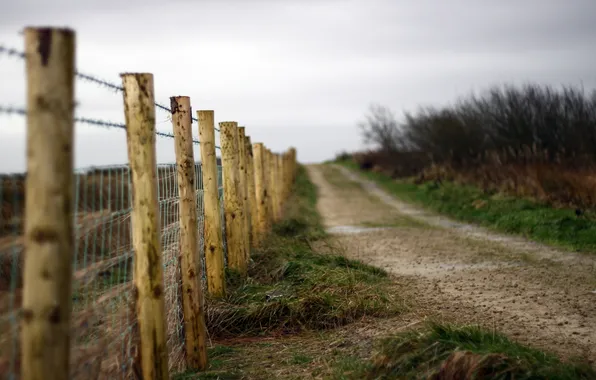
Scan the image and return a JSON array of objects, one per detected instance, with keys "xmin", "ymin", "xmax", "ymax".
[
  {"xmin": 21, "ymin": 27, "xmax": 76, "ymax": 380},
  {"xmin": 270, "ymin": 152, "xmax": 281, "ymax": 222},
  {"xmin": 198, "ymin": 110, "xmax": 226, "ymax": 297},
  {"xmin": 245, "ymin": 136, "xmax": 258, "ymax": 247},
  {"xmin": 252, "ymin": 143, "xmax": 269, "ymax": 245},
  {"xmin": 237, "ymin": 127, "xmax": 250, "ymax": 263},
  {"xmin": 171, "ymin": 96, "xmax": 208, "ymax": 370},
  {"xmin": 277, "ymin": 153, "xmax": 285, "ymax": 215},
  {"xmin": 219, "ymin": 122, "xmax": 248, "ymax": 275},
  {"xmin": 264, "ymin": 148, "xmax": 275, "ymax": 226},
  {"xmin": 121, "ymin": 73, "xmax": 169, "ymax": 380}
]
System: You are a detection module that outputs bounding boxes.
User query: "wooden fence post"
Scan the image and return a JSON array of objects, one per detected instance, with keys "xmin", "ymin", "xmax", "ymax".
[
  {"xmin": 121, "ymin": 73, "xmax": 169, "ymax": 380},
  {"xmin": 219, "ymin": 122, "xmax": 248, "ymax": 275},
  {"xmin": 245, "ymin": 136, "xmax": 258, "ymax": 247},
  {"xmin": 270, "ymin": 152, "xmax": 281, "ymax": 222},
  {"xmin": 280, "ymin": 152, "xmax": 286, "ymax": 203},
  {"xmin": 277, "ymin": 154, "xmax": 285, "ymax": 214},
  {"xmin": 290, "ymin": 147, "xmax": 297, "ymax": 184},
  {"xmin": 272, "ymin": 150, "xmax": 279, "ymax": 222},
  {"xmin": 21, "ymin": 27, "xmax": 76, "ymax": 380},
  {"xmin": 264, "ymin": 148, "xmax": 274, "ymax": 226},
  {"xmin": 171, "ymin": 96, "xmax": 208, "ymax": 370},
  {"xmin": 198, "ymin": 110, "xmax": 226, "ymax": 297},
  {"xmin": 284, "ymin": 151, "xmax": 291, "ymax": 201},
  {"xmin": 252, "ymin": 143, "xmax": 269, "ymax": 245},
  {"xmin": 237, "ymin": 127, "xmax": 250, "ymax": 263}
]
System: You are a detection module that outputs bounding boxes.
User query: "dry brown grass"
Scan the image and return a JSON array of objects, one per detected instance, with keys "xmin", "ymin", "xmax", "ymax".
[
  {"xmin": 351, "ymin": 150, "xmax": 596, "ymax": 211},
  {"xmin": 365, "ymin": 322, "xmax": 596, "ymax": 379},
  {"xmin": 429, "ymin": 351, "xmax": 510, "ymax": 380}
]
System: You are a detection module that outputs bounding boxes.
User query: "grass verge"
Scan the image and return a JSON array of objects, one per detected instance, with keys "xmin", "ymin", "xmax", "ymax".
[
  {"xmin": 337, "ymin": 160, "xmax": 596, "ymax": 253},
  {"xmin": 366, "ymin": 322, "xmax": 596, "ymax": 380},
  {"xmin": 205, "ymin": 165, "xmax": 406, "ymax": 338}
]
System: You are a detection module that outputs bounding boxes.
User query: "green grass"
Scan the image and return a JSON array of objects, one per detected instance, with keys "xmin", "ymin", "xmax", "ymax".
[
  {"xmin": 289, "ymin": 353, "xmax": 313, "ymax": 365},
  {"xmin": 205, "ymin": 165, "xmax": 406, "ymax": 338},
  {"xmin": 338, "ymin": 160, "xmax": 596, "ymax": 253},
  {"xmin": 366, "ymin": 322, "xmax": 596, "ymax": 380},
  {"xmin": 331, "ymin": 355, "xmax": 370, "ymax": 380},
  {"xmin": 173, "ymin": 345, "xmax": 241, "ymax": 379}
]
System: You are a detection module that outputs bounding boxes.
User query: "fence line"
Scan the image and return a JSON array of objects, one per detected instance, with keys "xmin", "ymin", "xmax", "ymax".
[
  {"xmin": 0, "ymin": 43, "xmax": 219, "ymax": 132},
  {"xmin": 0, "ymin": 27, "xmax": 297, "ymax": 380}
]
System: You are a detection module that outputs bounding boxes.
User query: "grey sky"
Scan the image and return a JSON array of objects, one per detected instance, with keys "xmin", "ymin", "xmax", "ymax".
[{"xmin": 1, "ymin": 0, "xmax": 595, "ymax": 172}]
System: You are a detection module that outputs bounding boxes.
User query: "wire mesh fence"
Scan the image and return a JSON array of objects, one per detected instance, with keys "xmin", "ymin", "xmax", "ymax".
[{"xmin": 0, "ymin": 155, "xmax": 226, "ymax": 379}]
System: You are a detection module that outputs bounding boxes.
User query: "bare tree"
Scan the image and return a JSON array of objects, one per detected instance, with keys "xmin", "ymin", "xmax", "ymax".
[{"xmin": 358, "ymin": 103, "xmax": 403, "ymax": 152}]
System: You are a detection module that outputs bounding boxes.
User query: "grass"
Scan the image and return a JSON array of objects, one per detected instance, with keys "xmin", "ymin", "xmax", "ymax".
[
  {"xmin": 173, "ymin": 345, "xmax": 241, "ymax": 379},
  {"xmin": 205, "ymin": 165, "xmax": 406, "ymax": 338},
  {"xmin": 338, "ymin": 160, "xmax": 596, "ymax": 253},
  {"xmin": 366, "ymin": 322, "xmax": 596, "ymax": 380}
]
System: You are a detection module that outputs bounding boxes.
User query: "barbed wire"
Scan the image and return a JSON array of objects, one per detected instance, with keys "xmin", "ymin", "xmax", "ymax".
[
  {"xmin": 0, "ymin": 45, "xmax": 220, "ymax": 131},
  {"xmin": 76, "ymin": 72, "xmax": 124, "ymax": 93},
  {"xmin": 0, "ymin": 105, "xmax": 25, "ymax": 116},
  {"xmin": 0, "ymin": 45, "xmax": 25, "ymax": 59},
  {"xmin": 1, "ymin": 45, "xmax": 124, "ymax": 93},
  {"xmin": 0, "ymin": 104, "xmax": 218, "ymax": 147}
]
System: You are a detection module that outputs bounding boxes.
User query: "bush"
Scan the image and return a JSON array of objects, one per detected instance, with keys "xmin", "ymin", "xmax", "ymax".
[{"xmin": 355, "ymin": 83, "xmax": 596, "ymax": 209}]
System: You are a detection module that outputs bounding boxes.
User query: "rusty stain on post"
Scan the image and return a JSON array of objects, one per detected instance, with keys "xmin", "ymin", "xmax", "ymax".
[{"xmin": 121, "ymin": 73, "xmax": 169, "ymax": 380}]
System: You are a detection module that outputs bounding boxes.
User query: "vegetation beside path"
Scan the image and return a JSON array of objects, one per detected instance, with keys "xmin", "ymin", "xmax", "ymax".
[{"xmin": 175, "ymin": 165, "xmax": 595, "ymax": 379}]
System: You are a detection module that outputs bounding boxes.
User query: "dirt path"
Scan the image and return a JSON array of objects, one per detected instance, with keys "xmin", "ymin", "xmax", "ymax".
[{"xmin": 307, "ymin": 164, "xmax": 596, "ymax": 364}]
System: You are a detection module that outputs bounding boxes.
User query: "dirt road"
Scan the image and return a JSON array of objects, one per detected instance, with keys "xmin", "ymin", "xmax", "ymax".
[{"xmin": 307, "ymin": 164, "xmax": 596, "ymax": 363}]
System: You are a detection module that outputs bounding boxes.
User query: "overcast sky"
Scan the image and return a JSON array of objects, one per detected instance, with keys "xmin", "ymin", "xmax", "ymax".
[{"xmin": 1, "ymin": 0, "xmax": 595, "ymax": 172}]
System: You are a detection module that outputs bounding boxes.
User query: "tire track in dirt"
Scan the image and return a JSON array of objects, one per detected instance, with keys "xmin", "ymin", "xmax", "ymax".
[{"xmin": 307, "ymin": 164, "xmax": 596, "ymax": 364}]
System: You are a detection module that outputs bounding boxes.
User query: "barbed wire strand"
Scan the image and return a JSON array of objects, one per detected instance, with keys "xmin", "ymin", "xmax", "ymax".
[
  {"xmin": 0, "ymin": 45, "xmax": 220, "ymax": 131},
  {"xmin": 0, "ymin": 105, "xmax": 222, "ymax": 149}
]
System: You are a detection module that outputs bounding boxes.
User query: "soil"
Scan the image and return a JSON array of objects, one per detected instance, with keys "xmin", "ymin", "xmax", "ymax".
[{"xmin": 307, "ymin": 164, "xmax": 596, "ymax": 364}]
